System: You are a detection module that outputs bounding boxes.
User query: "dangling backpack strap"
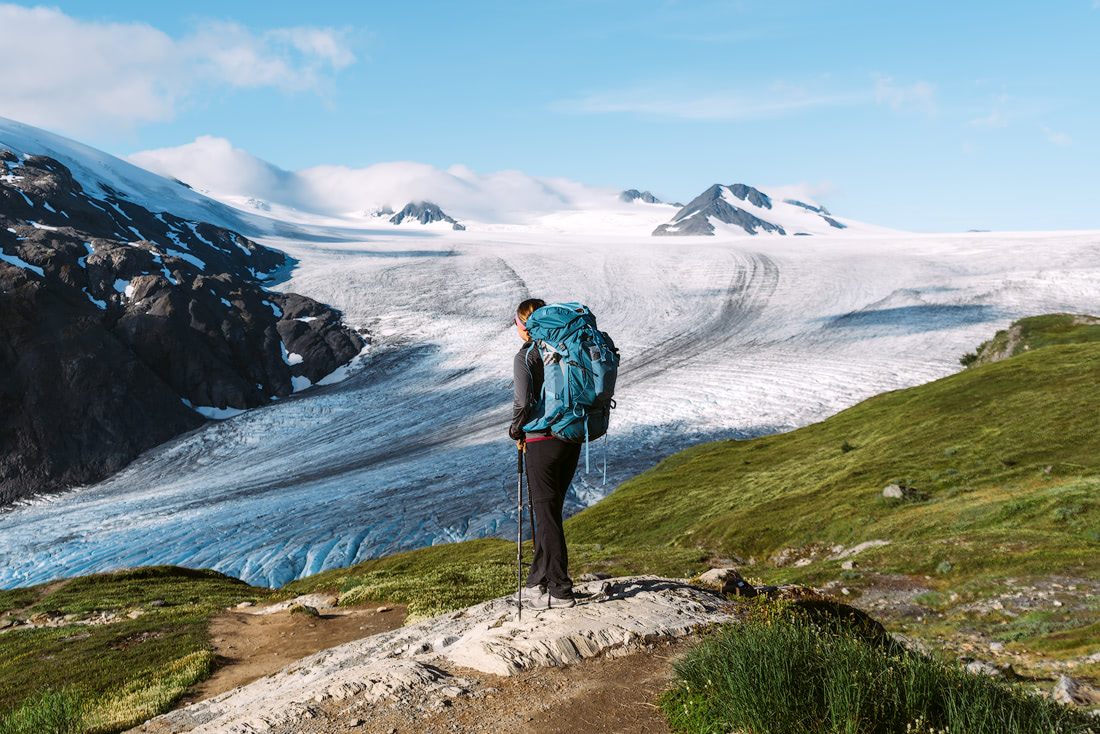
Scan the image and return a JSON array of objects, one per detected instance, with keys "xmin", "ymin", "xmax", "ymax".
[
  {"xmin": 584, "ymin": 414, "xmax": 590, "ymax": 473},
  {"xmin": 603, "ymin": 432, "xmax": 608, "ymax": 485}
]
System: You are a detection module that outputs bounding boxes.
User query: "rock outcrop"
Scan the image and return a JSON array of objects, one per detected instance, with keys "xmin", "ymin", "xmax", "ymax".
[
  {"xmin": 964, "ymin": 313, "xmax": 1100, "ymax": 368},
  {"xmin": 0, "ymin": 152, "xmax": 367, "ymax": 503},
  {"xmin": 135, "ymin": 577, "xmax": 735, "ymax": 733}
]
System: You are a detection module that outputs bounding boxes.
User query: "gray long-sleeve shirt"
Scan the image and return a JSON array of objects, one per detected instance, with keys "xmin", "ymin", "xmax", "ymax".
[{"xmin": 511, "ymin": 341, "xmax": 549, "ymax": 439}]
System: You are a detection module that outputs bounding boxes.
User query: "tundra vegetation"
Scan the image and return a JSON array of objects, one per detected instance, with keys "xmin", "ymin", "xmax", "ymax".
[{"xmin": 2, "ymin": 315, "xmax": 1098, "ymax": 733}]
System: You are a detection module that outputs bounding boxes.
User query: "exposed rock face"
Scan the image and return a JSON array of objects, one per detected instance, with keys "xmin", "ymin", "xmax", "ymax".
[
  {"xmin": 785, "ymin": 198, "xmax": 830, "ymax": 215},
  {"xmin": 619, "ymin": 189, "xmax": 662, "ymax": 204},
  {"xmin": 0, "ymin": 152, "xmax": 367, "ymax": 504},
  {"xmin": 726, "ymin": 183, "xmax": 772, "ymax": 209},
  {"xmin": 653, "ymin": 183, "xmax": 785, "ymax": 236},
  {"xmin": 389, "ymin": 201, "xmax": 464, "ymax": 230}
]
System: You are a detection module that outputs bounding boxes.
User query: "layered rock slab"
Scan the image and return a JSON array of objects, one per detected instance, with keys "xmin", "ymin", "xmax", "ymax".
[{"xmin": 135, "ymin": 577, "xmax": 734, "ymax": 733}]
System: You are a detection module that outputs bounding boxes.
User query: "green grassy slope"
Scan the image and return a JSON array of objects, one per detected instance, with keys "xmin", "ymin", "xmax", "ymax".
[
  {"xmin": 567, "ymin": 342, "xmax": 1100, "ymax": 583},
  {"xmin": 0, "ymin": 567, "xmax": 271, "ymax": 733}
]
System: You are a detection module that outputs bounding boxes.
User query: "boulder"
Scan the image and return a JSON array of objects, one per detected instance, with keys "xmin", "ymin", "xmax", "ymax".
[
  {"xmin": 1053, "ymin": 675, "xmax": 1100, "ymax": 706},
  {"xmin": 698, "ymin": 567, "xmax": 738, "ymax": 586}
]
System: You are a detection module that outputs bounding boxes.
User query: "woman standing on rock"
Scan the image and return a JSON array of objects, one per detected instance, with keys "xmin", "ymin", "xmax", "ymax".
[{"xmin": 510, "ymin": 298, "xmax": 580, "ymax": 608}]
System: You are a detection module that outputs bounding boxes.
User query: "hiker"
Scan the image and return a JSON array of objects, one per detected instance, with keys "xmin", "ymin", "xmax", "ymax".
[{"xmin": 510, "ymin": 298, "xmax": 580, "ymax": 608}]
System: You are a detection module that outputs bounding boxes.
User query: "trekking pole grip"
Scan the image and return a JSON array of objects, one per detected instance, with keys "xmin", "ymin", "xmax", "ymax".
[{"xmin": 517, "ymin": 447, "xmax": 523, "ymax": 474}]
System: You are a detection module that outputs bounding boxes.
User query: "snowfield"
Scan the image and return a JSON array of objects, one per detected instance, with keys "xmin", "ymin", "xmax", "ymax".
[{"xmin": 2, "ymin": 223, "xmax": 1099, "ymax": 589}]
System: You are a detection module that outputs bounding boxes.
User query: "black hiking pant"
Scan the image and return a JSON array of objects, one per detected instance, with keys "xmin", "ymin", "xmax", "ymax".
[{"xmin": 524, "ymin": 438, "xmax": 581, "ymax": 598}]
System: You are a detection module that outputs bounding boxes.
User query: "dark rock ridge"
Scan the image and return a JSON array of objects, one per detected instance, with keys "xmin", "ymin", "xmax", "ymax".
[
  {"xmin": 727, "ymin": 183, "xmax": 772, "ymax": 209},
  {"xmin": 783, "ymin": 199, "xmax": 845, "ymax": 229},
  {"xmin": 619, "ymin": 189, "xmax": 662, "ymax": 204},
  {"xmin": 784, "ymin": 198, "xmax": 829, "ymax": 215},
  {"xmin": 0, "ymin": 152, "xmax": 367, "ymax": 504},
  {"xmin": 389, "ymin": 202, "xmax": 465, "ymax": 231},
  {"xmin": 653, "ymin": 183, "xmax": 785, "ymax": 236}
]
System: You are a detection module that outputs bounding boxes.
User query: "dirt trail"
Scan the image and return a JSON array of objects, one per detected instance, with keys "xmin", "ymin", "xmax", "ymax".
[{"xmin": 180, "ymin": 603, "xmax": 408, "ymax": 705}]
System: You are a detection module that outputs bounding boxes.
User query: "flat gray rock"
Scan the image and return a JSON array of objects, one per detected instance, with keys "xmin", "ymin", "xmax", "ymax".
[{"xmin": 136, "ymin": 576, "xmax": 732, "ymax": 733}]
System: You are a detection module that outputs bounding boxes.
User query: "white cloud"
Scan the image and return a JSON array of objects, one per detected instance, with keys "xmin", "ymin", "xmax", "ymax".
[
  {"xmin": 873, "ymin": 75, "xmax": 937, "ymax": 116},
  {"xmin": 765, "ymin": 181, "xmax": 839, "ymax": 206},
  {"xmin": 970, "ymin": 109, "xmax": 1007, "ymax": 128},
  {"xmin": 553, "ymin": 82, "xmax": 860, "ymax": 121},
  {"xmin": 0, "ymin": 4, "xmax": 356, "ymax": 134},
  {"xmin": 129, "ymin": 136, "xmax": 624, "ymax": 223},
  {"xmin": 1041, "ymin": 125, "xmax": 1073, "ymax": 146},
  {"xmin": 969, "ymin": 91, "xmax": 1010, "ymax": 128}
]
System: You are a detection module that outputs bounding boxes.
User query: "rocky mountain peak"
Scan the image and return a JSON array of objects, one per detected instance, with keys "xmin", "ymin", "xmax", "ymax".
[
  {"xmin": 619, "ymin": 189, "xmax": 663, "ymax": 204},
  {"xmin": 653, "ymin": 183, "xmax": 785, "ymax": 237},
  {"xmin": 389, "ymin": 201, "xmax": 465, "ymax": 230}
]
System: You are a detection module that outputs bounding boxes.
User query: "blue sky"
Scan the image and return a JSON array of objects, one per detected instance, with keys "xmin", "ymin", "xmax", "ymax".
[{"xmin": 1, "ymin": 1, "xmax": 1098, "ymax": 231}]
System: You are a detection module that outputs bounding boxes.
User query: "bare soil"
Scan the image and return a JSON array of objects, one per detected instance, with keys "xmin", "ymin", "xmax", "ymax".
[{"xmin": 178, "ymin": 603, "xmax": 408, "ymax": 705}]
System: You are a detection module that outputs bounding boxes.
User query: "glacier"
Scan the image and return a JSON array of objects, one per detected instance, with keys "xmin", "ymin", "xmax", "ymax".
[
  {"xmin": 2, "ymin": 224, "xmax": 1099, "ymax": 589},
  {"xmin": 2, "ymin": 115, "xmax": 1099, "ymax": 589}
]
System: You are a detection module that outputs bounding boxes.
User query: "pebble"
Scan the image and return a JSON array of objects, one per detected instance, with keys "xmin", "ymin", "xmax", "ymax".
[{"xmin": 377, "ymin": 606, "xmax": 392, "ymax": 613}]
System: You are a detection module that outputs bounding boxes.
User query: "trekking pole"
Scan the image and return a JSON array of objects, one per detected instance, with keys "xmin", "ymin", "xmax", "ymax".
[{"xmin": 516, "ymin": 445, "xmax": 524, "ymax": 621}]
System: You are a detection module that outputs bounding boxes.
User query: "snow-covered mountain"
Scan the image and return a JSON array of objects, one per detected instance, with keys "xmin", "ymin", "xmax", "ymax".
[
  {"xmin": 652, "ymin": 183, "xmax": 874, "ymax": 237},
  {"xmin": 388, "ymin": 201, "xmax": 465, "ymax": 230},
  {"xmin": 125, "ymin": 133, "xmax": 877, "ymax": 236},
  {"xmin": 1, "ymin": 117, "xmax": 1098, "ymax": 590}
]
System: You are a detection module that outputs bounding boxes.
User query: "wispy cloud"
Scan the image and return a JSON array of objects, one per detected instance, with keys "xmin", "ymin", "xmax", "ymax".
[
  {"xmin": 873, "ymin": 75, "xmax": 937, "ymax": 117},
  {"xmin": 0, "ymin": 4, "xmax": 357, "ymax": 135},
  {"xmin": 553, "ymin": 81, "xmax": 862, "ymax": 121},
  {"xmin": 1041, "ymin": 125, "xmax": 1073, "ymax": 146},
  {"xmin": 970, "ymin": 92, "xmax": 1010, "ymax": 128}
]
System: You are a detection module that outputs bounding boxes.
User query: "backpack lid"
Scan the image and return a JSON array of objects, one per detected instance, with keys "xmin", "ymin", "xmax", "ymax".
[{"xmin": 525, "ymin": 303, "xmax": 595, "ymax": 346}]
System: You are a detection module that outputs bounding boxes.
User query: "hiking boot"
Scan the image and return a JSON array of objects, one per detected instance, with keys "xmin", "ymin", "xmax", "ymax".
[
  {"xmin": 508, "ymin": 586, "xmax": 544, "ymax": 604},
  {"xmin": 523, "ymin": 591, "xmax": 576, "ymax": 609}
]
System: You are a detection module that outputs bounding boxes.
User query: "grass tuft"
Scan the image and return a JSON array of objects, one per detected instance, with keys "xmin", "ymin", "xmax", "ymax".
[
  {"xmin": 662, "ymin": 607, "xmax": 1098, "ymax": 734},
  {"xmin": 0, "ymin": 687, "xmax": 84, "ymax": 734}
]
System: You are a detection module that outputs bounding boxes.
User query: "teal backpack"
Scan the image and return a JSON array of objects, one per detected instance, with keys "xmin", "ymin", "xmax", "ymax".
[{"xmin": 521, "ymin": 303, "xmax": 619, "ymax": 475}]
